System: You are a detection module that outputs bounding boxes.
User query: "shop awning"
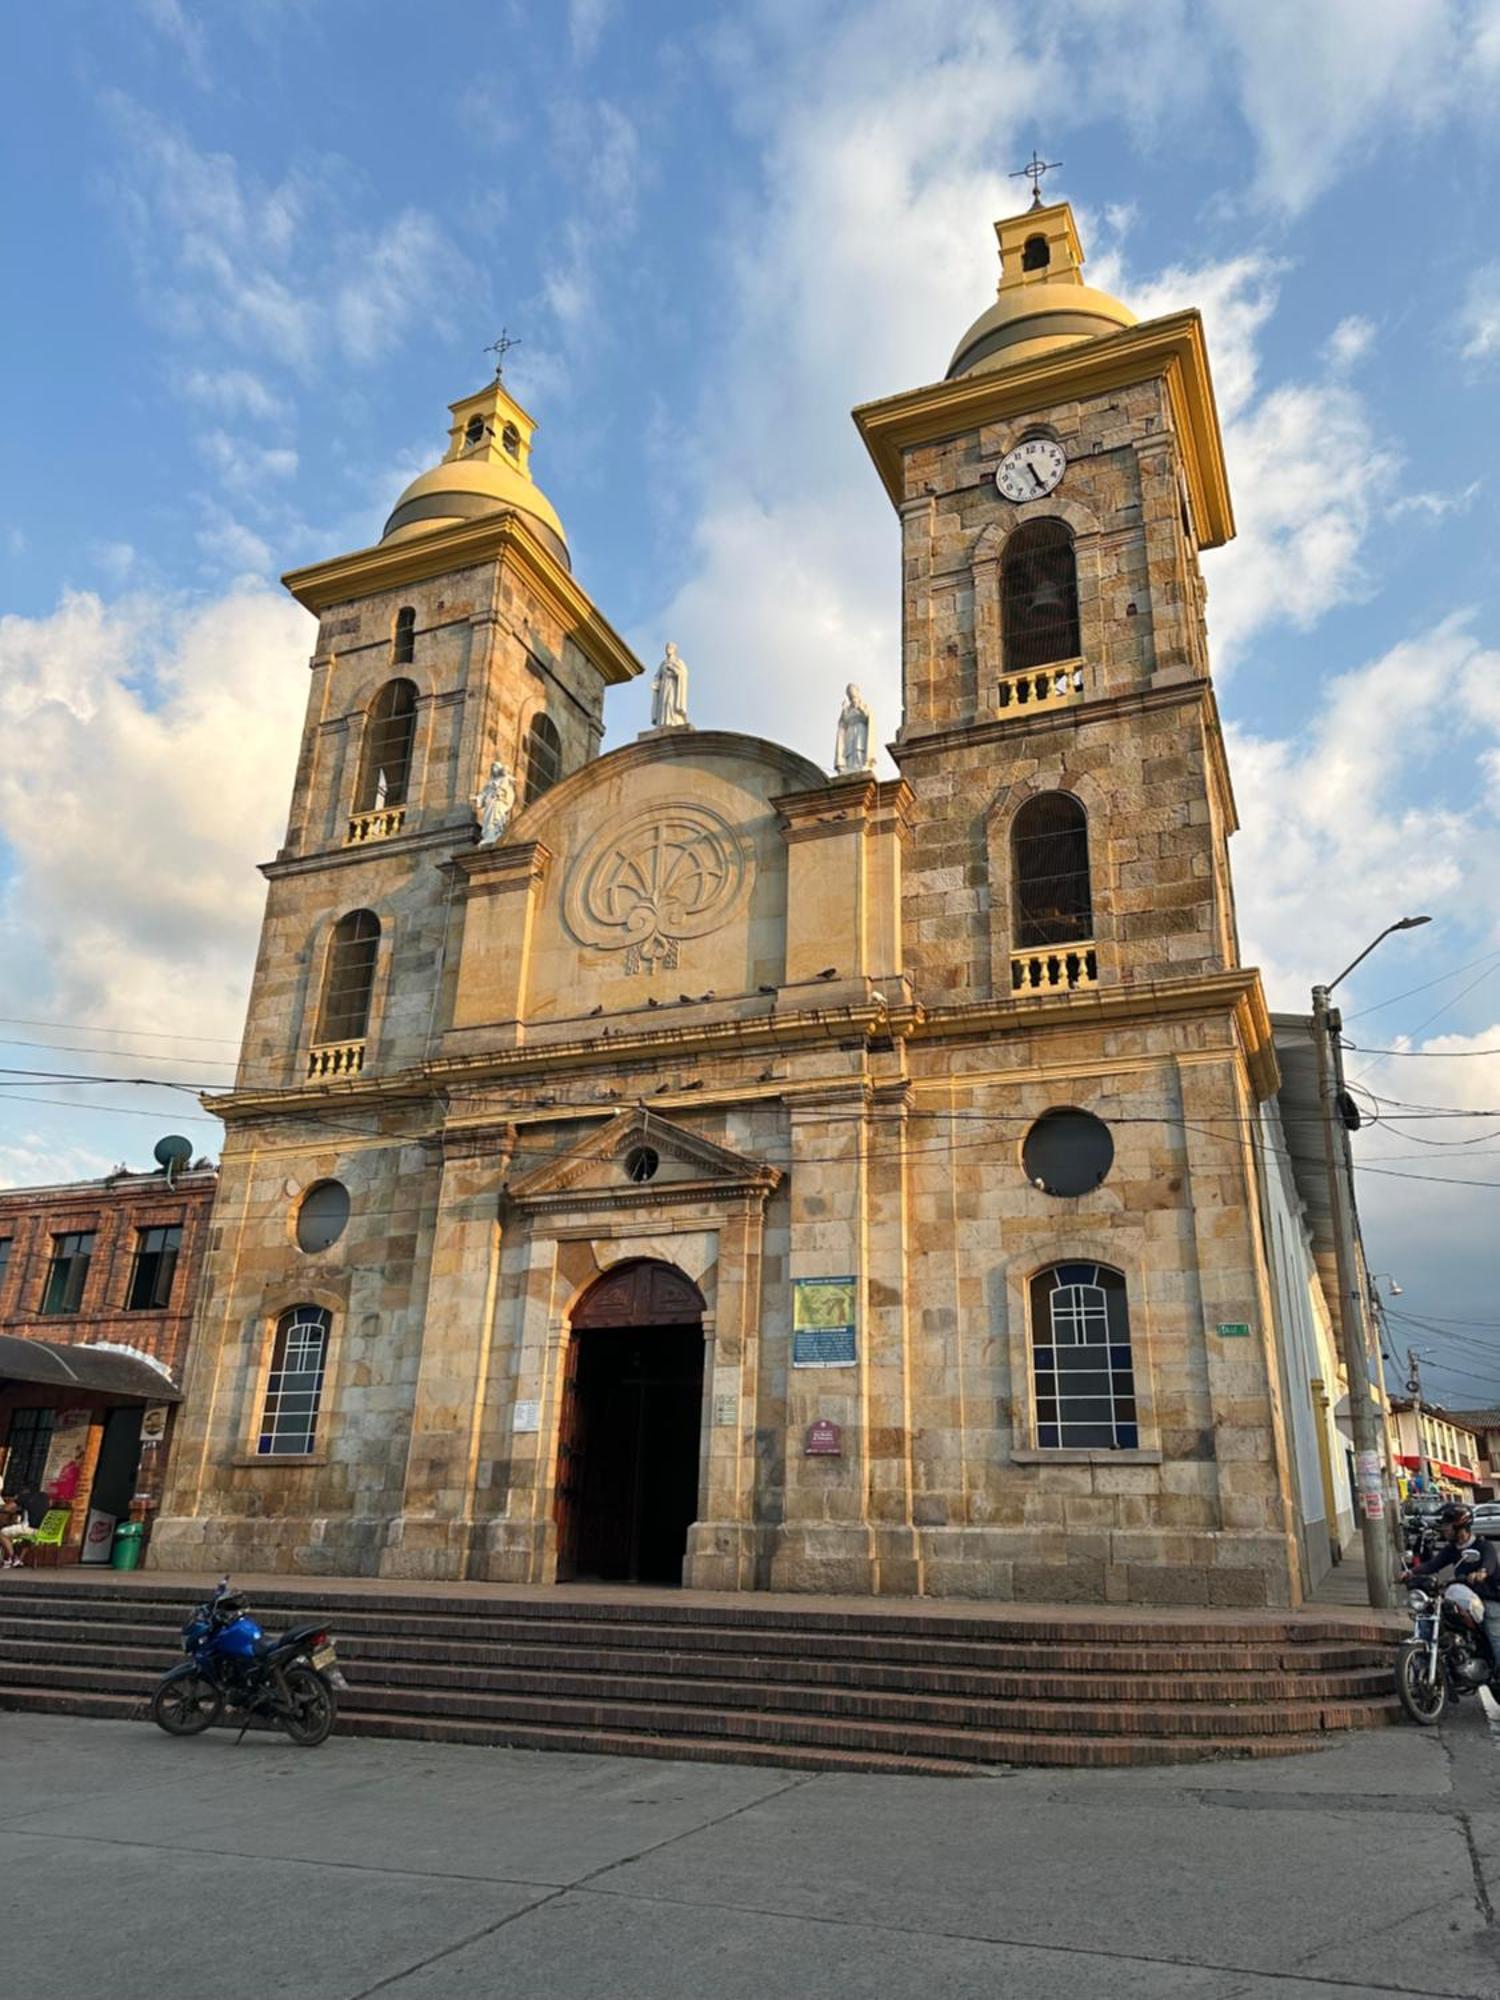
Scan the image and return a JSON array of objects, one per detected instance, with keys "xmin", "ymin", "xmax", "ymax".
[
  {"xmin": 0, "ymin": 1335, "xmax": 182, "ymax": 1402},
  {"xmin": 1395, "ymin": 1453, "xmax": 1477, "ymax": 1485}
]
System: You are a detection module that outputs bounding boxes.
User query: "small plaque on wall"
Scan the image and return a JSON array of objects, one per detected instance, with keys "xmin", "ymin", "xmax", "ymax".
[
  {"xmin": 792, "ymin": 1276, "xmax": 857, "ymax": 1368},
  {"xmin": 805, "ymin": 1420, "xmax": 842, "ymax": 1457},
  {"xmin": 512, "ymin": 1400, "xmax": 540, "ymax": 1434},
  {"xmin": 1216, "ymin": 1322, "xmax": 1251, "ymax": 1339},
  {"xmin": 713, "ymin": 1394, "xmax": 738, "ymax": 1427}
]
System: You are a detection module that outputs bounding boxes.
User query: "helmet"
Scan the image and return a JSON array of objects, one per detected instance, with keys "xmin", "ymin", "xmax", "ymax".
[{"xmin": 1440, "ymin": 1502, "xmax": 1472, "ymax": 1525}]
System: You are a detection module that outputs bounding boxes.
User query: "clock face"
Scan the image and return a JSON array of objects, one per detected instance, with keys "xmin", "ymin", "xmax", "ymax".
[{"xmin": 996, "ymin": 437, "xmax": 1066, "ymax": 503}]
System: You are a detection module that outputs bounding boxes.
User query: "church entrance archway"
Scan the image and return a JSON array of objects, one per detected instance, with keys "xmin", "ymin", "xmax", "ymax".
[{"xmin": 555, "ymin": 1259, "xmax": 706, "ymax": 1586}]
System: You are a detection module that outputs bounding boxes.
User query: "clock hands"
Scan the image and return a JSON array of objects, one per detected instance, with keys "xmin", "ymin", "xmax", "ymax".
[{"xmin": 1027, "ymin": 462, "xmax": 1047, "ymax": 494}]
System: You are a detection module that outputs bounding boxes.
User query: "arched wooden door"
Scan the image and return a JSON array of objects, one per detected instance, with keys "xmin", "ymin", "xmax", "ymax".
[{"xmin": 555, "ymin": 1260, "xmax": 706, "ymax": 1585}]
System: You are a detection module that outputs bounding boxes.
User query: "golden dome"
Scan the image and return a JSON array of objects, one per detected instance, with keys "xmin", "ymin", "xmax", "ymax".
[
  {"xmin": 381, "ymin": 379, "xmax": 570, "ymax": 569},
  {"xmin": 947, "ymin": 201, "xmax": 1135, "ymax": 381}
]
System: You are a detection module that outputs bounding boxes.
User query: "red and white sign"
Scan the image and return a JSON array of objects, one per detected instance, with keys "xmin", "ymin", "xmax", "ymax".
[
  {"xmin": 80, "ymin": 1509, "xmax": 117, "ymax": 1564},
  {"xmin": 805, "ymin": 1420, "xmax": 842, "ymax": 1457}
]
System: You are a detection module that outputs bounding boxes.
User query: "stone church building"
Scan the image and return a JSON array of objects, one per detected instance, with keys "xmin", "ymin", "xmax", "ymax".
[{"xmin": 155, "ymin": 199, "xmax": 1346, "ymax": 1607}]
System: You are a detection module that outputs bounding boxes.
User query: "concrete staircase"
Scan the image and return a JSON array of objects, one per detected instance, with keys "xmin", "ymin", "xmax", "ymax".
[{"xmin": 0, "ymin": 1574, "xmax": 1401, "ymax": 1774}]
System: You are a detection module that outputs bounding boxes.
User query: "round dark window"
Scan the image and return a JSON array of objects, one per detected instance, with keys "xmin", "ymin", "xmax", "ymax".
[
  {"xmin": 296, "ymin": 1179, "xmax": 351, "ymax": 1253},
  {"xmin": 1022, "ymin": 1109, "xmax": 1114, "ymax": 1198},
  {"xmin": 624, "ymin": 1146, "xmax": 659, "ymax": 1184}
]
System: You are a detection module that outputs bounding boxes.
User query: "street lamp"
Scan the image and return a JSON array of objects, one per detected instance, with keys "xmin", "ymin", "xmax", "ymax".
[{"xmin": 1313, "ymin": 916, "xmax": 1430, "ymax": 1610}]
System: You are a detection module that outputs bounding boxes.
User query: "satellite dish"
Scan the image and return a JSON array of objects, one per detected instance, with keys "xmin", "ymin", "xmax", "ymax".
[{"xmin": 153, "ymin": 1134, "xmax": 194, "ymax": 1186}]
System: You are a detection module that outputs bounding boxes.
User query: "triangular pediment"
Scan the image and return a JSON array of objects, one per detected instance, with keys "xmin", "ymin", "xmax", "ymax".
[{"xmin": 504, "ymin": 1105, "xmax": 781, "ymax": 1211}]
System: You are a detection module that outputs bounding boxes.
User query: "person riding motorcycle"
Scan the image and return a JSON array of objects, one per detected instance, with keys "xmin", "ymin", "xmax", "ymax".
[{"xmin": 1401, "ymin": 1501, "xmax": 1500, "ymax": 1668}]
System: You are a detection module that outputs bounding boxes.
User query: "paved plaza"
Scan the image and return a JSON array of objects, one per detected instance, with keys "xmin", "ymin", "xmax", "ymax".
[{"xmin": 5, "ymin": 1702, "xmax": 1500, "ymax": 1998}]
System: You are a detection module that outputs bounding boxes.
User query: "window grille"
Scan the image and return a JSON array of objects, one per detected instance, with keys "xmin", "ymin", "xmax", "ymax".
[
  {"xmin": 393, "ymin": 606, "xmax": 416, "ymax": 666},
  {"xmin": 316, "ymin": 911, "xmax": 380, "ymax": 1044},
  {"xmin": 356, "ymin": 679, "xmax": 418, "ymax": 812},
  {"xmin": 523, "ymin": 712, "xmax": 563, "ymax": 804},
  {"xmin": 1002, "ymin": 519, "xmax": 1080, "ymax": 673},
  {"xmin": 126, "ymin": 1224, "xmax": 182, "ymax": 1311},
  {"xmin": 0, "ymin": 1237, "xmax": 11, "ymax": 1303},
  {"xmin": 1030, "ymin": 1263, "xmax": 1137, "ymax": 1449},
  {"xmin": 41, "ymin": 1231, "xmax": 95, "ymax": 1315},
  {"xmin": 1013, "ymin": 792, "xmax": 1092, "ymax": 947},
  {"xmin": 258, "ymin": 1306, "xmax": 331, "ymax": 1456},
  {"xmin": 2, "ymin": 1409, "xmax": 54, "ymax": 1492}
]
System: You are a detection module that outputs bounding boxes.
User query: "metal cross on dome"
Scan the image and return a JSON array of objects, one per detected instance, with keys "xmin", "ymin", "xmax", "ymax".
[
  {"xmin": 485, "ymin": 328, "xmax": 522, "ymax": 378},
  {"xmin": 1011, "ymin": 151, "xmax": 1062, "ymax": 209}
]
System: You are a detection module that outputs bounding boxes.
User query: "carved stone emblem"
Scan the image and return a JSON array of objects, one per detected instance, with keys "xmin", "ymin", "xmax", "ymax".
[{"xmin": 564, "ymin": 800, "xmax": 752, "ymax": 973}]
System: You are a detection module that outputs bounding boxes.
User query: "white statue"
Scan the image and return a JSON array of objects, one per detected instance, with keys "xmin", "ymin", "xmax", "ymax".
[
  {"xmin": 474, "ymin": 758, "xmax": 516, "ymax": 846},
  {"xmin": 834, "ymin": 683, "xmax": 874, "ymax": 774},
  {"xmin": 651, "ymin": 642, "xmax": 690, "ymax": 729}
]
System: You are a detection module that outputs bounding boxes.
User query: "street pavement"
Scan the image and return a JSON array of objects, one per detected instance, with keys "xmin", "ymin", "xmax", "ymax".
[{"xmin": 5, "ymin": 1702, "xmax": 1500, "ymax": 1999}]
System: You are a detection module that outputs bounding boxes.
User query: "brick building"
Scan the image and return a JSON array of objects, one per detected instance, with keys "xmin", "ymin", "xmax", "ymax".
[
  {"xmin": 0, "ymin": 1160, "xmax": 216, "ymax": 1558},
  {"xmin": 154, "ymin": 198, "xmax": 1350, "ymax": 1607}
]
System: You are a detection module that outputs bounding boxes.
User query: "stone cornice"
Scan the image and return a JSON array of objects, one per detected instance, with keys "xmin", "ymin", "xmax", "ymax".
[
  {"xmin": 891, "ymin": 674, "xmax": 1212, "ymax": 763},
  {"xmin": 281, "ymin": 513, "xmax": 644, "ymax": 688},
  {"xmin": 852, "ymin": 309, "xmax": 1235, "ymax": 551},
  {"xmin": 261, "ymin": 818, "xmax": 470, "ymax": 881}
]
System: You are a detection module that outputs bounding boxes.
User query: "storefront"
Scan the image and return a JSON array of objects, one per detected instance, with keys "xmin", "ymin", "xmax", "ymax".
[{"xmin": 0, "ymin": 1336, "xmax": 183, "ymax": 1562}]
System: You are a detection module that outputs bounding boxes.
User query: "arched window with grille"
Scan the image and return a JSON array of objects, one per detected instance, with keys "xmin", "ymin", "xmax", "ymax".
[
  {"xmin": 258, "ymin": 1305, "xmax": 331, "ymax": 1456},
  {"xmin": 1030, "ymin": 1263, "xmax": 1137, "ymax": 1449},
  {"xmin": 1002, "ymin": 519, "xmax": 1080, "ymax": 672},
  {"xmin": 393, "ymin": 605, "xmax": 416, "ymax": 666},
  {"xmin": 522, "ymin": 711, "xmax": 563, "ymax": 804},
  {"xmin": 355, "ymin": 679, "xmax": 417, "ymax": 812},
  {"xmin": 316, "ymin": 910, "xmax": 380, "ymax": 1045},
  {"xmin": 1013, "ymin": 792, "xmax": 1092, "ymax": 948}
]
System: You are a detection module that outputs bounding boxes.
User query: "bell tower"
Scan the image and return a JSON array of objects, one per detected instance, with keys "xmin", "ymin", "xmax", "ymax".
[
  {"xmin": 854, "ymin": 197, "xmax": 1240, "ymax": 1003},
  {"xmin": 233, "ymin": 376, "xmax": 643, "ymax": 1092}
]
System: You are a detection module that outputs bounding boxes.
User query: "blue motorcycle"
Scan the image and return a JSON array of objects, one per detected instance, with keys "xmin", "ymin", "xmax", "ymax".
[{"xmin": 149, "ymin": 1579, "xmax": 347, "ymax": 1747}]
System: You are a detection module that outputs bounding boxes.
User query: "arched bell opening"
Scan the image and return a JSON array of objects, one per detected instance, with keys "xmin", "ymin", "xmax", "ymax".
[{"xmin": 554, "ymin": 1259, "xmax": 706, "ymax": 1586}]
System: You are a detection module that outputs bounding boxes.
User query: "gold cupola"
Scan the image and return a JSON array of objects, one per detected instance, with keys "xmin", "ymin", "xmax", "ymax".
[
  {"xmin": 381, "ymin": 377, "xmax": 570, "ymax": 568},
  {"xmin": 946, "ymin": 200, "xmax": 1136, "ymax": 380}
]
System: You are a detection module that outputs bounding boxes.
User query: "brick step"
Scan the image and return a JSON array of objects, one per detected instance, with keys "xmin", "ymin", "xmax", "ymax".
[
  {"xmin": 0, "ymin": 1577, "xmax": 1399, "ymax": 1649},
  {"xmin": 0, "ymin": 1659, "xmax": 1398, "ymax": 1752},
  {"xmin": 0, "ymin": 1597, "xmax": 1395, "ymax": 1677},
  {"xmin": 0, "ymin": 1634, "xmax": 1395, "ymax": 1711},
  {"xmin": 0, "ymin": 1680, "xmax": 1353, "ymax": 1772}
]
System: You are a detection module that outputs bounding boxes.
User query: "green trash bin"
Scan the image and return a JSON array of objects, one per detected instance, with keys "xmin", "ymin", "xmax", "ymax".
[{"xmin": 111, "ymin": 1521, "xmax": 145, "ymax": 1571}]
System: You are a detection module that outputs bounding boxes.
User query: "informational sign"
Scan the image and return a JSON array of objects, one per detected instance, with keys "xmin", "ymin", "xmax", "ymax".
[
  {"xmin": 1362, "ymin": 1490, "xmax": 1387, "ymax": 1520},
  {"xmin": 1216, "ymin": 1322, "xmax": 1251, "ymax": 1339},
  {"xmin": 792, "ymin": 1277, "xmax": 857, "ymax": 1368},
  {"xmin": 805, "ymin": 1419, "xmax": 842, "ymax": 1457},
  {"xmin": 713, "ymin": 1394, "xmax": 738, "ymax": 1428},
  {"xmin": 140, "ymin": 1405, "xmax": 170, "ymax": 1448},
  {"xmin": 80, "ymin": 1510, "xmax": 116, "ymax": 1565},
  {"xmin": 512, "ymin": 1400, "xmax": 540, "ymax": 1434},
  {"xmin": 1355, "ymin": 1449, "xmax": 1384, "ymax": 1493}
]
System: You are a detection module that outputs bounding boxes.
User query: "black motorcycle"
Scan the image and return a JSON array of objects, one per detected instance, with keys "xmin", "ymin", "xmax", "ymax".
[
  {"xmin": 149, "ymin": 1580, "xmax": 348, "ymax": 1747},
  {"xmin": 1394, "ymin": 1579, "xmax": 1496, "ymax": 1725}
]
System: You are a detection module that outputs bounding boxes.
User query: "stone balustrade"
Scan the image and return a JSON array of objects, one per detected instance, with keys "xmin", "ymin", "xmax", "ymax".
[
  {"xmin": 995, "ymin": 660, "xmax": 1086, "ymax": 715},
  {"xmin": 1010, "ymin": 942, "xmax": 1099, "ymax": 996},
  {"xmin": 346, "ymin": 805, "xmax": 406, "ymax": 845},
  {"xmin": 307, "ymin": 1039, "xmax": 366, "ymax": 1080}
]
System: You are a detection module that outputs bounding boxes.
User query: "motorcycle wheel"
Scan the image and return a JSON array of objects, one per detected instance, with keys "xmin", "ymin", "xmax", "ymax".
[
  {"xmin": 150, "ymin": 1673, "xmax": 224, "ymax": 1736},
  {"xmin": 1396, "ymin": 1639, "xmax": 1447, "ymax": 1725},
  {"xmin": 278, "ymin": 1663, "xmax": 336, "ymax": 1748}
]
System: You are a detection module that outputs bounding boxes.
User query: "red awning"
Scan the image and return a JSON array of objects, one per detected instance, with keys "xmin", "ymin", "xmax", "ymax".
[{"xmin": 1395, "ymin": 1454, "xmax": 1477, "ymax": 1484}]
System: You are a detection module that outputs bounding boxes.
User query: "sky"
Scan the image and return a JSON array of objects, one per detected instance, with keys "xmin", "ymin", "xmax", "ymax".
[{"xmin": 2, "ymin": 0, "xmax": 1499, "ymax": 1403}]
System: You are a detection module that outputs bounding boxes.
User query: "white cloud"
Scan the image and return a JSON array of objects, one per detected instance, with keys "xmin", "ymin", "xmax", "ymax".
[
  {"xmin": 1387, "ymin": 480, "xmax": 1483, "ymax": 523},
  {"xmin": 195, "ymin": 509, "xmax": 276, "ymax": 577},
  {"xmin": 1325, "ymin": 315, "xmax": 1376, "ymax": 370},
  {"xmin": 1460, "ymin": 262, "xmax": 1500, "ymax": 362},
  {"xmin": 1229, "ymin": 618, "xmax": 1500, "ymax": 1007},
  {"xmin": 101, "ymin": 95, "xmax": 479, "ymax": 376},
  {"xmin": 197, "ymin": 430, "xmax": 299, "ymax": 490},
  {"xmin": 90, "ymin": 542, "xmax": 137, "ymax": 582},
  {"xmin": 180, "ymin": 366, "xmax": 289, "ymax": 425},
  {"xmin": 138, "ymin": 0, "xmax": 211, "ymax": 89},
  {"xmin": 0, "ymin": 1130, "xmax": 118, "ymax": 1195},
  {"xmin": 0, "ymin": 587, "xmax": 313, "ymax": 1074},
  {"xmin": 569, "ymin": 0, "xmax": 613, "ymax": 60}
]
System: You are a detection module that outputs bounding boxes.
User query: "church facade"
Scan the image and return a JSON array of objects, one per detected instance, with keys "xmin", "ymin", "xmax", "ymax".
[{"xmin": 154, "ymin": 200, "xmax": 1331, "ymax": 1607}]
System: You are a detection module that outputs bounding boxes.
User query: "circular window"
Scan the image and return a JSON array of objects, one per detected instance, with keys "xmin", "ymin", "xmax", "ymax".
[
  {"xmin": 624, "ymin": 1146, "xmax": 659, "ymax": 1184},
  {"xmin": 296, "ymin": 1179, "xmax": 351, "ymax": 1253},
  {"xmin": 1022, "ymin": 1109, "xmax": 1114, "ymax": 1198}
]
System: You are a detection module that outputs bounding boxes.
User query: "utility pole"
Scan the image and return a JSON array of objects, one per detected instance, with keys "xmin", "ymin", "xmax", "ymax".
[
  {"xmin": 1313, "ymin": 981, "xmax": 1394, "ymax": 1607},
  {"xmin": 1406, "ymin": 1347, "xmax": 1432, "ymax": 1493}
]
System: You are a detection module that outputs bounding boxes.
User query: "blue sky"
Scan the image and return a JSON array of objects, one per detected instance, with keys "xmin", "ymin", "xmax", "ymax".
[{"xmin": 2, "ymin": 0, "xmax": 1499, "ymax": 1400}]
